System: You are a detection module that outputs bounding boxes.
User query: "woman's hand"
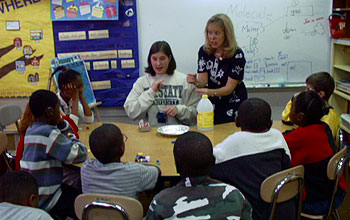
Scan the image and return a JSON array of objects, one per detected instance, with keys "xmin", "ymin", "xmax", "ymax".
[
  {"xmin": 195, "ymin": 88, "xmax": 209, "ymax": 96},
  {"xmin": 151, "ymin": 80, "xmax": 164, "ymax": 92},
  {"xmin": 186, "ymin": 73, "xmax": 197, "ymax": 85},
  {"xmin": 163, "ymin": 106, "xmax": 178, "ymax": 117}
]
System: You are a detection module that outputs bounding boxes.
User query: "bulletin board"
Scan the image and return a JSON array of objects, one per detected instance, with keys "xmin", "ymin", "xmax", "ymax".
[
  {"xmin": 53, "ymin": 0, "xmax": 138, "ymax": 106},
  {"xmin": 0, "ymin": 0, "xmax": 55, "ymax": 97}
]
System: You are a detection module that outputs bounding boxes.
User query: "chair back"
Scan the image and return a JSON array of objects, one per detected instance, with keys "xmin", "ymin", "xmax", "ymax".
[
  {"xmin": 261, "ymin": 165, "xmax": 304, "ymax": 220},
  {"xmin": 75, "ymin": 193, "xmax": 143, "ymax": 220},
  {"xmin": 0, "ymin": 132, "xmax": 8, "ymax": 154},
  {"xmin": 0, "ymin": 104, "xmax": 22, "ymax": 132},
  {"xmin": 325, "ymin": 145, "xmax": 349, "ymax": 218},
  {"xmin": 327, "ymin": 146, "xmax": 347, "ymax": 180}
]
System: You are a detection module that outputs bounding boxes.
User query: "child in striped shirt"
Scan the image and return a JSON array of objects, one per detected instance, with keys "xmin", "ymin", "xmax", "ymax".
[
  {"xmin": 81, "ymin": 123, "xmax": 160, "ymax": 199},
  {"xmin": 20, "ymin": 89, "xmax": 88, "ymax": 220}
]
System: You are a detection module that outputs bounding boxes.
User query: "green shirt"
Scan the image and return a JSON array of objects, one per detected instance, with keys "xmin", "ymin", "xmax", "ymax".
[{"xmin": 145, "ymin": 176, "xmax": 252, "ymax": 220}]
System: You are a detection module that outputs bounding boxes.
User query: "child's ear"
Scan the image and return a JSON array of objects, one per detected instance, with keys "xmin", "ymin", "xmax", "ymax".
[
  {"xmin": 267, "ymin": 120, "xmax": 273, "ymax": 129},
  {"xmin": 318, "ymin": 91, "xmax": 325, "ymax": 99},
  {"xmin": 45, "ymin": 107, "xmax": 54, "ymax": 118},
  {"xmin": 295, "ymin": 112, "xmax": 305, "ymax": 125},
  {"xmin": 235, "ymin": 116, "xmax": 241, "ymax": 128},
  {"xmin": 28, "ymin": 194, "xmax": 39, "ymax": 208}
]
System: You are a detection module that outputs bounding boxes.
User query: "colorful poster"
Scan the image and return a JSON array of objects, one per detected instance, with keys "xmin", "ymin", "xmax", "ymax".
[
  {"xmin": 51, "ymin": 0, "xmax": 119, "ymax": 21},
  {"xmin": 53, "ymin": 0, "xmax": 139, "ymax": 107},
  {"xmin": 0, "ymin": 0, "xmax": 55, "ymax": 97}
]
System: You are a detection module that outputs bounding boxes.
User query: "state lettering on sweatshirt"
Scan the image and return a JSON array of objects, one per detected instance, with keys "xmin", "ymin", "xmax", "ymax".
[{"xmin": 154, "ymin": 85, "xmax": 183, "ymax": 98}]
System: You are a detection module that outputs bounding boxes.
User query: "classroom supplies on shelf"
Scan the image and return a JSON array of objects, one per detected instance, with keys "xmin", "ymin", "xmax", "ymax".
[{"xmin": 336, "ymin": 80, "xmax": 350, "ymax": 94}]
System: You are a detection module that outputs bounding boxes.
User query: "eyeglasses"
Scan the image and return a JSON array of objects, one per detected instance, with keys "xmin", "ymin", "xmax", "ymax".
[{"xmin": 123, "ymin": 134, "xmax": 128, "ymax": 143}]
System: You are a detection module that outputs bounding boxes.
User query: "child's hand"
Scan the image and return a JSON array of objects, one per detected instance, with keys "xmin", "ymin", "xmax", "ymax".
[
  {"xmin": 163, "ymin": 106, "xmax": 178, "ymax": 117},
  {"xmin": 62, "ymin": 83, "xmax": 79, "ymax": 100},
  {"xmin": 151, "ymin": 80, "xmax": 164, "ymax": 92}
]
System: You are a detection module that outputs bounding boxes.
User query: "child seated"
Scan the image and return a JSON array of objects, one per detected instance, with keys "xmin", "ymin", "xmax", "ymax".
[
  {"xmin": 146, "ymin": 131, "xmax": 252, "ymax": 219},
  {"xmin": 0, "ymin": 171, "xmax": 53, "ymax": 220},
  {"xmin": 210, "ymin": 98, "xmax": 294, "ymax": 220},
  {"xmin": 56, "ymin": 69, "xmax": 94, "ymax": 125},
  {"xmin": 20, "ymin": 89, "xmax": 88, "ymax": 219},
  {"xmin": 283, "ymin": 91, "xmax": 347, "ymax": 214},
  {"xmin": 81, "ymin": 123, "xmax": 160, "ymax": 199},
  {"xmin": 282, "ymin": 72, "xmax": 340, "ymax": 138}
]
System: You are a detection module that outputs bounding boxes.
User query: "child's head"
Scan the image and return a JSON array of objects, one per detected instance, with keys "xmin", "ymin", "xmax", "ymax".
[
  {"xmin": 174, "ymin": 131, "xmax": 215, "ymax": 177},
  {"xmin": 29, "ymin": 90, "xmax": 61, "ymax": 125},
  {"xmin": 305, "ymin": 72, "xmax": 334, "ymax": 101},
  {"xmin": 204, "ymin": 13, "xmax": 238, "ymax": 57},
  {"xmin": 0, "ymin": 171, "xmax": 39, "ymax": 207},
  {"xmin": 236, "ymin": 98, "xmax": 272, "ymax": 131},
  {"xmin": 89, "ymin": 123, "xmax": 125, "ymax": 164},
  {"xmin": 290, "ymin": 91, "xmax": 329, "ymax": 126},
  {"xmin": 145, "ymin": 41, "xmax": 176, "ymax": 76},
  {"xmin": 57, "ymin": 69, "xmax": 83, "ymax": 93}
]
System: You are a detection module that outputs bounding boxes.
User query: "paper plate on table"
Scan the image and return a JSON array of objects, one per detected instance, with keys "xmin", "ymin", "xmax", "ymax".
[{"xmin": 157, "ymin": 125, "xmax": 190, "ymax": 136}]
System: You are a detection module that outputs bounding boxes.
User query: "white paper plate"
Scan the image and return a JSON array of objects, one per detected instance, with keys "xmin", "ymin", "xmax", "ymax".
[{"xmin": 157, "ymin": 125, "xmax": 190, "ymax": 136}]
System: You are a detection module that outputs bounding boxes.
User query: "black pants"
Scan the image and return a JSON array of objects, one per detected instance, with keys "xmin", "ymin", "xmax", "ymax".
[{"xmin": 49, "ymin": 184, "xmax": 80, "ymax": 220}]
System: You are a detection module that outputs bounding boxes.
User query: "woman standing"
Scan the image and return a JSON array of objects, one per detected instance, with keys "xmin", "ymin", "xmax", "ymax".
[
  {"xmin": 124, "ymin": 41, "xmax": 200, "ymax": 127},
  {"xmin": 187, "ymin": 14, "xmax": 247, "ymax": 124}
]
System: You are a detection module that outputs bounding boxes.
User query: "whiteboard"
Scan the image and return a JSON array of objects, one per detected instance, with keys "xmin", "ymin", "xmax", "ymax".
[{"xmin": 137, "ymin": 0, "xmax": 332, "ymax": 87}]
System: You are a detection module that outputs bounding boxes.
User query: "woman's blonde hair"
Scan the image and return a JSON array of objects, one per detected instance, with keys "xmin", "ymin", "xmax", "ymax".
[{"xmin": 204, "ymin": 13, "xmax": 238, "ymax": 58}]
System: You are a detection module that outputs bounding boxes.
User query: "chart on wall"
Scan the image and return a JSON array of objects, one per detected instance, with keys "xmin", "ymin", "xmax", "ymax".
[
  {"xmin": 53, "ymin": 0, "xmax": 138, "ymax": 107},
  {"xmin": 50, "ymin": 0, "xmax": 119, "ymax": 21},
  {"xmin": 0, "ymin": 0, "xmax": 55, "ymax": 97}
]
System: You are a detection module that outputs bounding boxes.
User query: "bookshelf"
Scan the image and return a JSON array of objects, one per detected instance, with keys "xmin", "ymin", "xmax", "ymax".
[{"xmin": 330, "ymin": 39, "xmax": 350, "ymax": 120}]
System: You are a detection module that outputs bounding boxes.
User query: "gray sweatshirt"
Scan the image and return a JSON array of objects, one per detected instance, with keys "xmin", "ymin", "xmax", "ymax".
[{"xmin": 124, "ymin": 71, "xmax": 200, "ymax": 127}]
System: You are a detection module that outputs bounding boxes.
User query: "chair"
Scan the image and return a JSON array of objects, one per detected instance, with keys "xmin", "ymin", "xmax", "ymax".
[
  {"xmin": 0, "ymin": 131, "xmax": 13, "ymax": 176},
  {"xmin": 301, "ymin": 146, "xmax": 349, "ymax": 220},
  {"xmin": 0, "ymin": 104, "xmax": 22, "ymax": 132},
  {"xmin": 261, "ymin": 165, "xmax": 305, "ymax": 220},
  {"xmin": 74, "ymin": 193, "xmax": 143, "ymax": 220}
]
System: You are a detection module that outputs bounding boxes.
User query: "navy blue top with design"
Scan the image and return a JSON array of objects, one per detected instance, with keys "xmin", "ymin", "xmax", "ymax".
[{"xmin": 197, "ymin": 46, "xmax": 247, "ymax": 124}]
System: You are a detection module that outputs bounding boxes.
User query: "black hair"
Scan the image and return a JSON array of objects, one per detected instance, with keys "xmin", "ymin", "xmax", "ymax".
[
  {"xmin": 57, "ymin": 69, "xmax": 81, "ymax": 90},
  {"xmin": 305, "ymin": 72, "xmax": 334, "ymax": 101},
  {"xmin": 145, "ymin": 41, "xmax": 176, "ymax": 76},
  {"xmin": 29, "ymin": 90, "xmax": 59, "ymax": 118},
  {"xmin": 89, "ymin": 123, "xmax": 124, "ymax": 164},
  {"xmin": 237, "ymin": 98, "xmax": 272, "ymax": 131},
  {"xmin": 174, "ymin": 131, "xmax": 215, "ymax": 177},
  {"xmin": 294, "ymin": 91, "xmax": 329, "ymax": 126},
  {"xmin": 0, "ymin": 171, "xmax": 38, "ymax": 204}
]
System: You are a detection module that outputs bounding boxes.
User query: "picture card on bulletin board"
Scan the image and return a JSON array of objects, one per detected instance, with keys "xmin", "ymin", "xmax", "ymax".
[
  {"xmin": 51, "ymin": 0, "xmax": 119, "ymax": 21},
  {"xmin": 51, "ymin": 55, "xmax": 97, "ymax": 105}
]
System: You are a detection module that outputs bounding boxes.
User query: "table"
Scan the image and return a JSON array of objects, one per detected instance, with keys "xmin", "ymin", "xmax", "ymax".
[{"xmin": 78, "ymin": 121, "xmax": 294, "ymax": 176}]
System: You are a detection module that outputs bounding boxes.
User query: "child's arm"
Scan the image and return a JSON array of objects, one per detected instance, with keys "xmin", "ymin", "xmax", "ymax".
[
  {"xmin": 124, "ymin": 78, "xmax": 157, "ymax": 120},
  {"xmin": 78, "ymin": 90, "xmax": 94, "ymax": 123},
  {"xmin": 138, "ymin": 164, "xmax": 161, "ymax": 191},
  {"xmin": 281, "ymin": 99, "xmax": 293, "ymax": 125},
  {"xmin": 174, "ymin": 83, "xmax": 201, "ymax": 126},
  {"xmin": 49, "ymin": 121, "xmax": 88, "ymax": 164}
]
